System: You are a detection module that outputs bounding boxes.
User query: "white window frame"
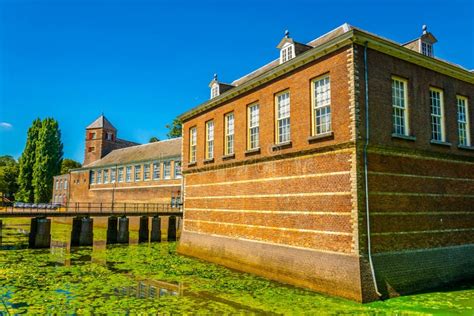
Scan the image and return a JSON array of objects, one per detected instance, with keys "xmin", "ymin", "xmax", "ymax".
[
  {"xmin": 125, "ymin": 166, "xmax": 132, "ymax": 182},
  {"xmin": 275, "ymin": 91, "xmax": 291, "ymax": 144},
  {"xmin": 392, "ymin": 77, "xmax": 410, "ymax": 136},
  {"xmin": 174, "ymin": 161, "xmax": 182, "ymax": 179},
  {"xmin": 118, "ymin": 167, "xmax": 124, "ymax": 183},
  {"xmin": 96, "ymin": 170, "xmax": 102, "ymax": 184},
  {"xmin": 421, "ymin": 41, "xmax": 433, "ymax": 57},
  {"xmin": 189, "ymin": 127, "xmax": 197, "ymax": 163},
  {"xmin": 55, "ymin": 180, "xmax": 59, "ymax": 190},
  {"xmin": 224, "ymin": 112, "xmax": 234, "ymax": 155},
  {"xmin": 134, "ymin": 165, "xmax": 142, "ymax": 182},
  {"xmin": 205, "ymin": 120, "xmax": 214, "ymax": 160},
  {"xmin": 280, "ymin": 43, "xmax": 295, "ymax": 64},
  {"xmin": 110, "ymin": 168, "xmax": 116, "ymax": 183},
  {"xmin": 90, "ymin": 171, "xmax": 95, "ymax": 185},
  {"xmin": 312, "ymin": 75, "xmax": 331, "ymax": 136},
  {"xmin": 153, "ymin": 161, "xmax": 161, "ymax": 180},
  {"xmin": 163, "ymin": 161, "xmax": 171, "ymax": 179},
  {"xmin": 247, "ymin": 104, "xmax": 260, "ymax": 150},
  {"xmin": 143, "ymin": 163, "xmax": 150, "ymax": 181},
  {"xmin": 211, "ymin": 84, "xmax": 219, "ymax": 99},
  {"xmin": 430, "ymin": 87, "xmax": 445, "ymax": 142},
  {"xmin": 103, "ymin": 169, "xmax": 109, "ymax": 184},
  {"xmin": 457, "ymin": 95, "xmax": 471, "ymax": 146}
]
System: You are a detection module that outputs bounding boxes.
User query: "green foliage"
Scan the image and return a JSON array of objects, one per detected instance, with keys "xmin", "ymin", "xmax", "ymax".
[
  {"xmin": 60, "ymin": 159, "xmax": 81, "ymax": 174},
  {"xmin": 0, "ymin": 155, "xmax": 19, "ymax": 199},
  {"xmin": 148, "ymin": 136, "xmax": 160, "ymax": 143},
  {"xmin": 16, "ymin": 118, "xmax": 42, "ymax": 202},
  {"xmin": 165, "ymin": 118, "xmax": 182, "ymax": 139},
  {"xmin": 32, "ymin": 118, "xmax": 63, "ymax": 202}
]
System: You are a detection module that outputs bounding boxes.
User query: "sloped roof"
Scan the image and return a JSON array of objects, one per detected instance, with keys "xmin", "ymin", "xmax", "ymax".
[
  {"xmin": 87, "ymin": 115, "xmax": 117, "ymax": 130},
  {"xmin": 84, "ymin": 138, "xmax": 182, "ymax": 168}
]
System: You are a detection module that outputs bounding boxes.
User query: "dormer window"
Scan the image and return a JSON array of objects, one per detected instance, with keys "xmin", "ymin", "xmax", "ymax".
[
  {"xmin": 211, "ymin": 84, "xmax": 219, "ymax": 99},
  {"xmin": 106, "ymin": 132, "xmax": 114, "ymax": 141},
  {"xmin": 280, "ymin": 44, "xmax": 295, "ymax": 63},
  {"xmin": 421, "ymin": 41, "xmax": 433, "ymax": 57}
]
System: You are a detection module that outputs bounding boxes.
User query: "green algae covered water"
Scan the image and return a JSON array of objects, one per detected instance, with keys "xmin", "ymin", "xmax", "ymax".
[{"xmin": 1, "ymin": 218, "xmax": 473, "ymax": 315}]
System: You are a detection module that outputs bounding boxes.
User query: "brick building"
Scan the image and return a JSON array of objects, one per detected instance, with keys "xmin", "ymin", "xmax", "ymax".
[
  {"xmin": 177, "ymin": 24, "xmax": 474, "ymax": 302},
  {"xmin": 52, "ymin": 115, "xmax": 183, "ymax": 205}
]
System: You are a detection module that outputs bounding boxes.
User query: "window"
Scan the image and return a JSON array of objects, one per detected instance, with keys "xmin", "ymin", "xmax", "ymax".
[
  {"xmin": 312, "ymin": 76, "xmax": 331, "ymax": 135},
  {"xmin": 153, "ymin": 162, "xmax": 161, "ymax": 180},
  {"xmin": 280, "ymin": 44, "xmax": 294, "ymax": 63},
  {"xmin": 144, "ymin": 163, "xmax": 151, "ymax": 180},
  {"xmin": 163, "ymin": 161, "xmax": 171, "ymax": 179},
  {"xmin": 276, "ymin": 91, "xmax": 291, "ymax": 143},
  {"xmin": 90, "ymin": 171, "xmax": 95, "ymax": 184},
  {"xmin": 134, "ymin": 165, "xmax": 142, "ymax": 181},
  {"xmin": 189, "ymin": 127, "xmax": 197, "ymax": 163},
  {"xmin": 64, "ymin": 180, "xmax": 68, "ymax": 189},
  {"xmin": 225, "ymin": 113, "xmax": 234, "ymax": 155},
  {"xmin": 205, "ymin": 121, "xmax": 214, "ymax": 160},
  {"xmin": 392, "ymin": 77, "xmax": 409, "ymax": 136},
  {"xmin": 118, "ymin": 167, "xmax": 124, "ymax": 182},
  {"xmin": 88, "ymin": 132, "xmax": 96, "ymax": 140},
  {"xmin": 248, "ymin": 104, "xmax": 260, "ymax": 150},
  {"xmin": 96, "ymin": 170, "xmax": 102, "ymax": 184},
  {"xmin": 110, "ymin": 168, "xmax": 116, "ymax": 183},
  {"xmin": 457, "ymin": 96, "xmax": 471, "ymax": 146},
  {"xmin": 106, "ymin": 132, "xmax": 114, "ymax": 141},
  {"xmin": 430, "ymin": 88, "xmax": 445, "ymax": 142},
  {"xmin": 126, "ymin": 166, "xmax": 132, "ymax": 182},
  {"xmin": 103, "ymin": 169, "xmax": 109, "ymax": 184},
  {"xmin": 174, "ymin": 161, "xmax": 182, "ymax": 179},
  {"xmin": 421, "ymin": 41, "xmax": 433, "ymax": 57},
  {"xmin": 55, "ymin": 180, "xmax": 59, "ymax": 190},
  {"xmin": 88, "ymin": 146, "xmax": 95, "ymax": 153},
  {"xmin": 211, "ymin": 84, "xmax": 219, "ymax": 99}
]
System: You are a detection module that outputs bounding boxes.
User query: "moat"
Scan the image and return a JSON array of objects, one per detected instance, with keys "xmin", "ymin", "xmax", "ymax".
[{"xmin": 0, "ymin": 218, "xmax": 473, "ymax": 315}]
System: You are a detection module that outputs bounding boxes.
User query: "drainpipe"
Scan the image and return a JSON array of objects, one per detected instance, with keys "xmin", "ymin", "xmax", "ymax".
[{"xmin": 363, "ymin": 41, "xmax": 382, "ymax": 297}]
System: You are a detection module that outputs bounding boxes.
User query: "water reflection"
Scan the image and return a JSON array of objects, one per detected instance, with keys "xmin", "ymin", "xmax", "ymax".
[{"xmin": 116, "ymin": 280, "xmax": 182, "ymax": 299}]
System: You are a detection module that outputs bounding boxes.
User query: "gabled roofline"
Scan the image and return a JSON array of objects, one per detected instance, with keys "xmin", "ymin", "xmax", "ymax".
[{"xmin": 179, "ymin": 27, "xmax": 474, "ymax": 122}]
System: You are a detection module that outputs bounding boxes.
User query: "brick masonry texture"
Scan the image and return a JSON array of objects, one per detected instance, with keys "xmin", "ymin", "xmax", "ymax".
[{"xmin": 178, "ymin": 38, "xmax": 474, "ymax": 303}]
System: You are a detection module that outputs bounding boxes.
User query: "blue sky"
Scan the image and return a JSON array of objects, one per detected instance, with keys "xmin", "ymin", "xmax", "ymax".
[{"xmin": 1, "ymin": 0, "xmax": 473, "ymax": 162}]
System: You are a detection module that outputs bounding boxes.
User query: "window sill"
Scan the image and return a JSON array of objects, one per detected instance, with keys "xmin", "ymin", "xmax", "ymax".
[
  {"xmin": 187, "ymin": 162, "xmax": 197, "ymax": 167},
  {"xmin": 392, "ymin": 133, "xmax": 416, "ymax": 141},
  {"xmin": 245, "ymin": 148, "xmax": 261, "ymax": 156},
  {"xmin": 430, "ymin": 140, "xmax": 452, "ymax": 147},
  {"xmin": 458, "ymin": 145, "xmax": 474, "ymax": 151},
  {"xmin": 222, "ymin": 153, "xmax": 235, "ymax": 160},
  {"xmin": 272, "ymin": 141, "xmax": 292, "ymax": 151},
  {"xmin": 203, "ymin": 158, "xmax": 215, "ymax": 164},
  {"xmin": 308, "ymin": 131, "xmax": 334, "ymax": 143}
]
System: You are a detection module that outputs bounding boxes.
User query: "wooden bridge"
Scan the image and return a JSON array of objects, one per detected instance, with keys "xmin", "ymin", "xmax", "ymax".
[{"xmin": 0, "ymin": 202, "xmax": 183, "ymax": 249}]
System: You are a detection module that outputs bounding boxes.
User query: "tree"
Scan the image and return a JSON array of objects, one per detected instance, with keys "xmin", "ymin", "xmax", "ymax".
[
  {"xmin": 61, "ymin": 159, "xmax": 81, "ymax": 174},
  {"xmin": 149, "ymin": 136, "xmax": 160, "ymax": 143},
  {"xmin": 0, "ymin": 155, "xmax": 19, "ymax": 200},
  {"xmin": 165, "ymin": 118, "xmax": 182, "ymax": 138},
  {"xmin": 32, "ymin": 118, "xmax": 63, "ymax": 203},
  {"xmin": 16, "ymin": 118, "xmax": 42, "ymax": 202}
]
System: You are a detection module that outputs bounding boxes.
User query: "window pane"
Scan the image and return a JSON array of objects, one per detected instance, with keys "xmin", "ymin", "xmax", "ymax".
[{"xmin": 313, "ymin": 77, "xmax": 331, "ymax": 135}]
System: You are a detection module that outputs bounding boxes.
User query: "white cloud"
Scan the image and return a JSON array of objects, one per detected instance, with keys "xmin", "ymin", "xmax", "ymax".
[{"xmin": 0, "ymin": 122, "xmax": 12, "ymax": 129}]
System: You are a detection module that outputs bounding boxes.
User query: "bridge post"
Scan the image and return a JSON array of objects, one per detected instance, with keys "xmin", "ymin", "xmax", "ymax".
[
  {"xmin": 70, "ymin": 217, "xmax": 82, "ymax": 247},
  {"xmin": 167, "ymin": 216, "xmax": 177, "ymax": 241},
  {"xmin": 139, "ymin": 216, "xmax": 149, "ymax": 243},
  {"xmin": 29, "ymin": 217, "xmax": 51, "ymax": 248},
  {"xmin": 151, "ymin": 216, "xmax": 161, "ymax": 242},
  {"xmin": 79, "ymin": 217, "xmax": 93, "ymax": 246},
  {"xmin": 117, "ymin": 216, "xmax": 129, "ymax": 244},
  {"xmin": 107, "ymin": 216, "xmax": 118, "ymax": 244}
]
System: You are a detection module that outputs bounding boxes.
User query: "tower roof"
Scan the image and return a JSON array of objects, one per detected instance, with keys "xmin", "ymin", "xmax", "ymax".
[{"xmin": 86, "ymin": 115, "xmax": 116, "ymax": 130}]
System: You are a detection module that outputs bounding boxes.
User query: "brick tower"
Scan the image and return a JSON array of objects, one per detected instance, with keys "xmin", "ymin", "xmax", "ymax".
[{"xmin": 83, "ymin": 115, "xmax": 118, "ymax": 166}]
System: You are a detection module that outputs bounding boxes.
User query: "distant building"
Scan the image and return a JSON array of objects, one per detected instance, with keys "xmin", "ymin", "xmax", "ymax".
[
  {"xmin": 52, "ymin": 115, "xmax": 182, "ymax": 205},
  {"xmin": 177, "ymin": 24, "xmax": 474, "ymax": 302}
]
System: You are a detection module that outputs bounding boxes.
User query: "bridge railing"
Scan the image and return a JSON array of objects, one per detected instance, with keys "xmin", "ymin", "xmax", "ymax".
[{"xmin": 3, "ymin": 201, "xmax": 183, "ymax": 215}]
